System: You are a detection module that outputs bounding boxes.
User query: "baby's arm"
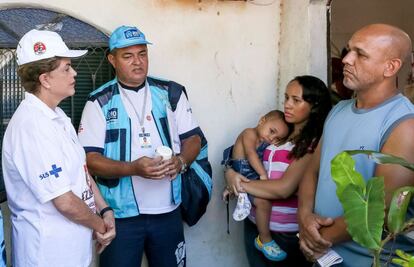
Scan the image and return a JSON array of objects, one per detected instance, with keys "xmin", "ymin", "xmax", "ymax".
[{"xmin": 242, "ymin": 129, "xmax": 268, "ymax": 180}]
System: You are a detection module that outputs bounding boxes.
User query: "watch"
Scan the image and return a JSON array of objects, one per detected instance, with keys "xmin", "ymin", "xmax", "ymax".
[
  {"xmin": 99, "ymin": 206, "xmax": 113, "ymax": 217},
  {"xmin": 177, "ymin": 155, "xmax": 188, "ymax": 174}
]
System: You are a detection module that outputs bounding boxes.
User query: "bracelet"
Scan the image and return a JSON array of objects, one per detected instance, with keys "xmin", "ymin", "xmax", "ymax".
[
  {"xmin": 177, "ymin": 155, "xmax": 188, "ymax": 174},
  {"xmin": 99, "ymin": 206, "xmax": 114, "ymax": 217}
]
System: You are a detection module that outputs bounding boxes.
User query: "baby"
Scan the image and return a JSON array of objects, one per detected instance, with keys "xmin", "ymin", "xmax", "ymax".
[{"xmin": 222, "ymin": 110, "xmax": 290, "ymax": 262}]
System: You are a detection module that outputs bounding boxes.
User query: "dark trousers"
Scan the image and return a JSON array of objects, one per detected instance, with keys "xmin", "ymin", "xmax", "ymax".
[
  {"xmin": 100, "ymin": 208, "xmax": 185, "ymax": 267},
  {"xmin": 244, "ymin": 219, "xmax": 312, "ymax": 267}
]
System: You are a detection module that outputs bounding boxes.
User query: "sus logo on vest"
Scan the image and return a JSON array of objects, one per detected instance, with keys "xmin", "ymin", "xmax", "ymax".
[{"xmin": 106, "ymin": 108, "xmax": 118, "ymax": 122}]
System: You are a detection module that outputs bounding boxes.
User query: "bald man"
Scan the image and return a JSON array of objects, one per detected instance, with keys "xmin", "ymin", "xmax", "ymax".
[{"xmin": 298, "ymin": 24, "xmax": 414, "ymax": 266}]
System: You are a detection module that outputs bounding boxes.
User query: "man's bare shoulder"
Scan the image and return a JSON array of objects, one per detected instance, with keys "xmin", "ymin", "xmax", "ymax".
[
  {"xmin": 377, "ymin": 118, "xmax": 414, "ymax": 198},
  {"xmin": 387, "ymin": 117, "xmax": 414, "ymax": 141},
  {"xmin": 381, "ymin": 117, "xmax": 414, "ymax": 160}
]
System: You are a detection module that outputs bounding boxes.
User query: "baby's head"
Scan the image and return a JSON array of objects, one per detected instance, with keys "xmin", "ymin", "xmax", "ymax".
[{"xmin": 256, "ymin": 110, "xmax": 290, "ymax": 144}]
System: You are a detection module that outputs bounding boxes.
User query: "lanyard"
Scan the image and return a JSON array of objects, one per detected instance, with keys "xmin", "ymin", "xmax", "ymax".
[{"xmin": 120, "ymin": 83, "xmax": 148, "ymax": 134}]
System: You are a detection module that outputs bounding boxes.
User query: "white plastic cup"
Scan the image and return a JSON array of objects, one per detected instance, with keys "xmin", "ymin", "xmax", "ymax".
[{"xmin": 155, "ymin": 146, "xmax": 173, "ymax": 160}]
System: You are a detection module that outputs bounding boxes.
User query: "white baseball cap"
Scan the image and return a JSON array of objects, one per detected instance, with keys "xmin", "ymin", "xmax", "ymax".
[{"xmin": 16, "ymin": 29, "xmax": 87, "ymax": 66}]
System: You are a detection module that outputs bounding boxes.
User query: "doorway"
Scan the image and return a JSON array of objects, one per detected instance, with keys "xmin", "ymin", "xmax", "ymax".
[{"xmin": 328, "ymin": 0, "xmax": 414, "ymax": 102}]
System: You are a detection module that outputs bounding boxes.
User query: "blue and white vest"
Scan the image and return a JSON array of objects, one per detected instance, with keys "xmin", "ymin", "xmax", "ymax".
[{"xmin": 88, "ymin": 77, "xmax": 212, "ymax": 218}]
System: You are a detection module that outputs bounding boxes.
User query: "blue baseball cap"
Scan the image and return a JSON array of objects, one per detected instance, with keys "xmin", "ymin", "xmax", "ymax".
[{"xmin": 109, "ymin": 25, "xmax": 152, "ymax": 51}]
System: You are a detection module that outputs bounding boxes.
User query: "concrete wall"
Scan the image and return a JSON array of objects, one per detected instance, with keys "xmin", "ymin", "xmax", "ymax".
[
  {"xmin": 0, "ymin": 1, "xmax": 285, "ymax": 266},
  {"xmin": 277, "ymin": 0, "xmax": 328, "ymax": 107}
]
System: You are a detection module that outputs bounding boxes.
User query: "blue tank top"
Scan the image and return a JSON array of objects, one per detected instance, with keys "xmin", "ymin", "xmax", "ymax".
[{"xmin": 315, "ymin": 94, "xmax": 414, "ymax": 266}]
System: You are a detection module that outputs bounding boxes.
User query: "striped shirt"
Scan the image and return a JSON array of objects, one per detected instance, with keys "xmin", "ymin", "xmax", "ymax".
[{"xmin": 248, "ymin": 142, "xmax": 298, "ymax": 232}]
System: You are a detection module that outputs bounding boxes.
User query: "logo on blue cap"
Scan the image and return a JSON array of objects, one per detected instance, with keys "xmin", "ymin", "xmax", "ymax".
[
  {"xmin": 109, "ymin": 25, "xmax": 152, "ymax": 51},
  {"xmin": 124, "ymin": 29, "xmax": 140, "ymax": 39}
]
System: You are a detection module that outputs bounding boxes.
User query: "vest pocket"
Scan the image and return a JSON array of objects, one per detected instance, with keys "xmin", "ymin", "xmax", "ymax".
[
  {"xmin": 97, "ymin": 177, "xmax": 119, "ymax": 188},
  {"xmin": 102, "ymin": 128, "xmax": 128, "ymax": 187},
  {"xmin": 105, "ymin": 129, "xmax": 120, "ymax": 143}
]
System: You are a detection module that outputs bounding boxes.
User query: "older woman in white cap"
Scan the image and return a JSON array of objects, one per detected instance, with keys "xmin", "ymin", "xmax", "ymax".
[{"xmin": 1, "ymin": 29, "xmax": 115, "ymax": 267}]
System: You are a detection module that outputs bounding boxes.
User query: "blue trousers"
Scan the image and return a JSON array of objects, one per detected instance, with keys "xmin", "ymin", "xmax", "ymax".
[{"xmin": 100, "ymin": 208, "xmax": 185, "ymax": 267}]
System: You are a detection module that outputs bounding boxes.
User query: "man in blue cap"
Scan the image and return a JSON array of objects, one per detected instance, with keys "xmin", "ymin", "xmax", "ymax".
[{"xmin": 78, "ymin": 25, "xmax": 211, "ymax": 267}]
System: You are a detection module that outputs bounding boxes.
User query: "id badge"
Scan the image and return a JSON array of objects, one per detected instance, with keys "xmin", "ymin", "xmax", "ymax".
[{"xmin": 139, "ymin": 132, "xmax": 152, "ymax": 148}]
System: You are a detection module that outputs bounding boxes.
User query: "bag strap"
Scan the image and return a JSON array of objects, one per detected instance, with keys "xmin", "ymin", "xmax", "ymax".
[
  {"xmin": 168, "ymin": 81, "xmax": 188, "ymax": 112},
  {"xmin": 226, "ymin": 195, "xmax": 230, "ymax": 234}
]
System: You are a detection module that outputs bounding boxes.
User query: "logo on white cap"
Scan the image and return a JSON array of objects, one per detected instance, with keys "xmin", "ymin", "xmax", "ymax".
[
  {"xmin": 16, "ymin": 29, "xmax": 87, "ymax": 66},
  {"xmin": 33, "ymin": 42, "xmax": 46, "ymax": 55}
]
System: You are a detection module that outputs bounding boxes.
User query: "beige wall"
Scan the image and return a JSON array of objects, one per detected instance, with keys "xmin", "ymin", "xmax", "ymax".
[{"xmin": 278, "ymin": 0, "xmax": 328, "ymax": 107}]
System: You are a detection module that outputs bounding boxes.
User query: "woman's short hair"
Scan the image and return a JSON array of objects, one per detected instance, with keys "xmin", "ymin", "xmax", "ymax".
[{"xmin": 17, "ymin": 57, "xmax": 61, "ymax": 94}]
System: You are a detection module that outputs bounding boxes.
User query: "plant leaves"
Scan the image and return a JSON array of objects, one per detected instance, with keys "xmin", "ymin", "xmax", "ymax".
[
  {"xmin": 339, "ymin": 177, "xmax": 385, "ymax": 250},
  {"xmin": 388, "ymin": 187, "xmax": 414, "ymax": 234},
  {"xmin": 392, "ymin": 249, "xmax": 414, "ymax": 267},
  {"xmin": 392, "ymin": 257, "xmax": 412, "ymax": 267},
  {"xmin": 346, "ymin": 150, "xmax": 414, "ymax": 172},
  {"xmin": 331, "ymin": 151, "xmax": 366, "ymax": 197}
]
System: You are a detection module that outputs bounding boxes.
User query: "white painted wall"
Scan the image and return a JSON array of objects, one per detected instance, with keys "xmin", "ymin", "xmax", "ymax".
[
  {"xmin": 331, "ymin": 0, "xmax": 414, "ymax": 89},
  {"xmin": 0, "ymin": 1, "xmax": 286, "ymax": 266},
  {"xmin": 277, "ymin": 0, "xmax": 328, "ymax": 108}
]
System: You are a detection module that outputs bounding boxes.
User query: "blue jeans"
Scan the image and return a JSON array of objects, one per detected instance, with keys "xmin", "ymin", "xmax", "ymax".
[
  {"xmin": 232, "ymin": 159, "xmax": 260, "ymax": 180},
  {"xmin": 222, "ymin": 143, "xmax": 269, "ymax": 180},
  {"xmin": 222, "ymin": 143, "xmax": 268, "ymax": 203},
  {"xmin": 100, "ymin": 208, "xmax": 185, "ymax": 267}
]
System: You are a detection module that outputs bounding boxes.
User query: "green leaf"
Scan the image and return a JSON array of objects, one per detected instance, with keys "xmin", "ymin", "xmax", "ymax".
[
  {"xmin": 331, "ymin": 152, "xmax": 366, "ymax": 197},
  {"xmin": 346, "ymin": 150, "xmax": 414, "ymax": 172},
  {"xmin": 339, "ymin": 177, "xmax": 385, "ymax": 250},
  {"xmin": 392, "ymin": 249, "xmax": 414, "ymax": 267},
  {"xmin": 388, "ymin": 187, "xmax": 414, "ymax": 234},
  {"xmin": 392, "ymin": 258, "xmax": 411, "ymax": 267}
]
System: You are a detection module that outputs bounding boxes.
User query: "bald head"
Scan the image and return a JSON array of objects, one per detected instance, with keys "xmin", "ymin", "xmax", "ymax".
[
  {"xmin": 342, "ymin": 24, "xmax": 412, "ymax": 92},
  {"xmin": 354, "ymin": 24, "xmax": 412, "ymax": 64}
]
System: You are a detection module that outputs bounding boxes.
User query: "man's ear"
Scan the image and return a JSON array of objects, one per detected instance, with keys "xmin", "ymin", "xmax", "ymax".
[
  {"xmin": 384, "ymin": 58, "xmax": 402, "ymax": 78},
  {"xmin": 107, "ymin": 53, "xmax": 116, "ymax": 69},
  {"xmin": 38, "ymin": 73, "xmax": 51, "ymax": 89}
]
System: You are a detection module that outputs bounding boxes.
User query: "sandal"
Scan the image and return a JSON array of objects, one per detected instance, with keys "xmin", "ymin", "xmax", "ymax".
[{"xmin": 254, "ymin": 236, "xmax": 287, "ymax": 262}]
